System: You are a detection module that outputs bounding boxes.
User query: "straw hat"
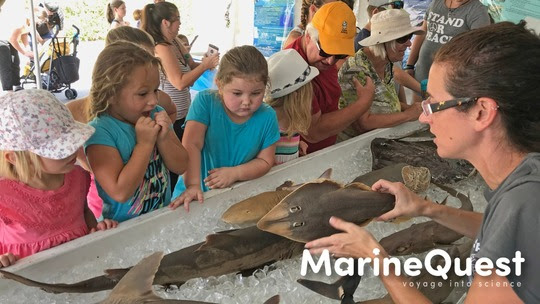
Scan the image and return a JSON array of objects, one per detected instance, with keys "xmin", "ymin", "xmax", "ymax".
[
  {"xmin": 267, "ymin": 49, "xmax": 319, "ymax": 99},
  {"xmin": 359, "ymin": 9, "xmax": 424, "ymax": 46}
]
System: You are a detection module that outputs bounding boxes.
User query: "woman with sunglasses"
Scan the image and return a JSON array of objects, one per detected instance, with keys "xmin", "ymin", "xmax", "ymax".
[
  {"xmin": 353, "ymin": 0, "xmax": 404, "ymax": 53},
  {"xmin": 337, "ymin": 9, "xmax": 424, "ymax": 141},
  {"xmin": 307, "ymin": 22, "xmax": 540, "ymax": 303},
  {"xmin": 406, "ymin": 0, "xmax": 490, "ymax": 104}
]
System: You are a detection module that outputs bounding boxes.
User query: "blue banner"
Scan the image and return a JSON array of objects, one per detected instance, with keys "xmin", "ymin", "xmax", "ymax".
[{"xmin": 253, "ymin": 0, "xmax": 295, "ymax": 57}]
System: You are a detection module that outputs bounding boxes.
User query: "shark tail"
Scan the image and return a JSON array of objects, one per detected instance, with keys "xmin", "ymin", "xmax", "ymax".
[{"xmin": 0, "ymin": 269, "xmax": 119, "ymax": 294}]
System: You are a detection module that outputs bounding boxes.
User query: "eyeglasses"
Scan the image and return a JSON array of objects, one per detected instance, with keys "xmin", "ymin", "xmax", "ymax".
[
  {"xmin": 421, "ymin": 96, "xmax": 478, "ymax": 116},
  {"xmin": 315, "ymin": 40, "xmax": 348, "ymax": 60},
  {"xmin": 395, "ymin": 33, "xmax": 413, "ymax": 44},
  {"xmin": 377, "ymin": 1, "xmax": 404, "ymax": 9}
]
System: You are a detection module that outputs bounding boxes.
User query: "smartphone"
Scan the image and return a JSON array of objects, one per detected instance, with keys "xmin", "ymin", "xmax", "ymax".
[{"xmin": 206, "ymin": 44, "xmax": 219, "ymax": 57}]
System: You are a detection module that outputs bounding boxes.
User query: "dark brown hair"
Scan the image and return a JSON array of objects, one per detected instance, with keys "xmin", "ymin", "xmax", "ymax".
[
  {"xmin": 434, "ymin": 21, "xmax": 540, "ymax": 152},
  {"xmin": 141, "ymin": 2, "xmax": 178, "ymax": 45}
]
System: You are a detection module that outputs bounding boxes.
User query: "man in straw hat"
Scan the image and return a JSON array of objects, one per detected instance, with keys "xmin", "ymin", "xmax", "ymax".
[
  {"xmin": 337, "ymin": 9, "xmax": 424, "ymax": 141},
  {"xmin": 285, "ymin": 1, "xmax": 375, "ymax": 154}
]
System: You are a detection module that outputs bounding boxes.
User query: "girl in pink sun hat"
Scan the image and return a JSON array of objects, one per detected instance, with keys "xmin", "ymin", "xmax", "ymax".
[{"xmin": 0, "ymin": 89, "xmax": 118, "ymax": 268}]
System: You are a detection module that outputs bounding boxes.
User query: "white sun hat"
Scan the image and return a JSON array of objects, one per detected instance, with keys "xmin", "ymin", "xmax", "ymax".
[
  {"xmin": 0, "ymin": 89, "xmax": 95, "ymax": 160},
  {"xmin": 267, "ymin": 49, "xmax": 320, "ymax": 99},
  {"xmin": 360, "ymin": 9, "xmax": 425, "ymax": 46}
]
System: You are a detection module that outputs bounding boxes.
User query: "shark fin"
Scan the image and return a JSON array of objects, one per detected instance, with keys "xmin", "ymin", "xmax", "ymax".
[
  {"xmin": 297, "ymin": 274, "xmax": 361, "ymax": 301},
  {"xmin": 263, "ymin": 294, "xmax": 280, "ymax": 304},
  {"xmin": 104, "ymin": 252, "xmax": 164, "ymax": 302}
]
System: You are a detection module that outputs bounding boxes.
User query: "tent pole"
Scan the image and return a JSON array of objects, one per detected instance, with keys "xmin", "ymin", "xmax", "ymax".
[{"xmin": 29, "ymin": 0, "xmax": 42, "ymax": 89}]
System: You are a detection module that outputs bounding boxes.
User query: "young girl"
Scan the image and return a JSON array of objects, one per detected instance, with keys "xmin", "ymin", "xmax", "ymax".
[
  {"xmin": 106, "ymin": 0, "xmax": 129, "ymax": 29},
  {"xmin": 85, "ymin": 41, "xmax": 188, "ymax": 222},
  {"xmin": 265, "ymin": 49, "xmax": 319, "ymax": 165},
  {"xmin": 66, "ymin": 26, "xmax": 177, "ymax": 219},
  {"xmin": 170, "ymin": 45, "xmax": 280, "ymax": 211},
  {"xmin": 0, "ymin": 90, "xmax": 117, "ymax": 268}
]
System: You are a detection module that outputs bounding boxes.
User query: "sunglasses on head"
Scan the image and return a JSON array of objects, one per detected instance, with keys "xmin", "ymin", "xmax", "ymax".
[
  {"xmin": 395, "ymin": 33, "xmax": 413, "ymax": 44},
  {"xmin": 377, "ymin": 1, "xmax": 404, "ymax": 9},
  {"xmin": 316, "ymin": 40, "xmax": 348, "ymax": 60}
]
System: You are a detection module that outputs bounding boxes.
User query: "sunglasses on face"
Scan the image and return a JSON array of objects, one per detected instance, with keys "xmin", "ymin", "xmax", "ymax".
[
  {"xmin": 315, "ymin": 40, "xmax": 348, "ymax": 60},
  {"xmin": 395, "ymin": 33, "xmax": 413, "ymax": 44},
  {"xmin": 377, "ymin": 1, "xmax": 404, "ymax": 9},
  {"xmin": 421, "ymin": 96, "xmax": 478, "ymax": 116}
]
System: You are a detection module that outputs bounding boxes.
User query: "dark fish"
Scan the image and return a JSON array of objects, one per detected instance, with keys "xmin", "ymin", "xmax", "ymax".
[
  {"xmin": 0, "ymin": 226, "xmax": 304, "ymax": 294},
  {"xmin": 221, "ymin": 168, "xmax": 332, "ymax": 225},
  {"xmin": 257, "ymin": 180, "xmax": 395, "ymax": 243},
  {"xmin": 352, "ymin": 163, "xmax": 431, "ymax": 193},
  {"xmin": 298, "ymin": 260, "xmax": 362, "ymax": 304},
  {"xmin": 370, "ymin": 137, "xmax": 475, "ymax": 184},
  {"xmin": 379, "ymin": 184, "xmax": 473, "ymax": 256},
  {"xmin": 100, "ymin": 252, "xmax": 215, "ymax": 303}
]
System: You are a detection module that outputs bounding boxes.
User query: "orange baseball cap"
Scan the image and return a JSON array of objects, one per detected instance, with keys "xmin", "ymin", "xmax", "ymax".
[{"xmin": 311, "ymin": 2, "xmax": 356, "ymax": 56}]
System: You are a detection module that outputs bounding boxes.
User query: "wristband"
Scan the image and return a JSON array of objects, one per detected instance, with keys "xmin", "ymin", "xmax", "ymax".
[{"xmin": 404, "ymin": 64, "xmax": 415, "ymax": 70}]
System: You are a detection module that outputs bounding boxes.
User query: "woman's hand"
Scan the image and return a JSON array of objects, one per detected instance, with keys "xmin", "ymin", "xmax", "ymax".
[
  {"xmin": 169, "ymin": 185, "xmax": 203, "ymax": 212},
  {"xmin": 204, "ymin": 167, "xmax": 238, "ymax": 189},
  {"xmin": 372, "ymin": 179, "xmax": 430, "ymax": 221},
  {"xmin": 201, "ymin": 53, "xmax": 219, "ymax": 70},
  {"xmin": 305, "ymin": 217, "xmax": 383, "ymax": 259},
  {"xmin": 90, "ymin": 219, "xmax": 118, "ymax": 233},
  {"xmin": 403, "ymin": 102, "xmax": 422, "ymax": 121},
  {"xmin": 0, "ymin": 253, "xmax": 18, "ymax": 268}
]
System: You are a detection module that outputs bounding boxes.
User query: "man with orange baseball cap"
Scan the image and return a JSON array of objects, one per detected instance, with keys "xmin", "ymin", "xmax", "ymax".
[{"xmin": 285, "ymin": 1, "xmax": 374, "ymax": 153}]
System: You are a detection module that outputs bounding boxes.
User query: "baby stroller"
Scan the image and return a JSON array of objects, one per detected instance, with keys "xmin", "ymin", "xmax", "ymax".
[{"xmin": 21, "ymin": 25, "xmax": 80, "ymax": 100}]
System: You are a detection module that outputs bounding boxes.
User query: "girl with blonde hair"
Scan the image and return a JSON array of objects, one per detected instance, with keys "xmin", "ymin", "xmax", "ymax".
[
  {"xmin": 66, "ymin": 26, "xmax": 177, "ymax": 219},
  {"xmin": 169, "ymin": 46, "xmax": 280, "ymax": 211},
  {"xmin": 0, "ymin": 90, "xmax": 117, "ymax": 268},
  {"xmin": 265, "ymin": 49, "xmax": 319, "ymax": 164},
  {"xmin": 85, "ymin": 41, "xmax": 188, "ymax": 222}
]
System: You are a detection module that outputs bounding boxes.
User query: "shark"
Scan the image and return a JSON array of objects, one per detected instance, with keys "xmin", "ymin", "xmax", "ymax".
[
  {"xmin": 257, "ymin": 179, "xmax": 396, "ymax": 243},
  {"xmin": 0, "ymin": 226, "xmax": 304, "ymax": 295},
  {"xmin": 221, "ymin": 168, "xmax": 332, "ymax": 225}
]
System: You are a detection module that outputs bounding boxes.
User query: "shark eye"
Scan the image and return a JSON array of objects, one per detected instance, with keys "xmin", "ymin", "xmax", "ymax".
[
  {"xmin": 292, "ymin": 222, "xmax": 305, "ymax": 227},
  {"xmin": 289, "ymin": 206, "xmax": 302, "ymax": 213}
]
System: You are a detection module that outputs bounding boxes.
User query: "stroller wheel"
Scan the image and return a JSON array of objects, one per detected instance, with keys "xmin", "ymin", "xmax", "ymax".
[{"xmin": 65, "ymin": 88, "xmax": 78, "ymax": 100}]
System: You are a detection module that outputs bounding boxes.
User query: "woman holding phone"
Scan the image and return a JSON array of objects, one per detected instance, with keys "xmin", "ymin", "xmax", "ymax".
[{"xmin": 142, "ymin": 2, "xmax": 219, "ymax": 142}]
